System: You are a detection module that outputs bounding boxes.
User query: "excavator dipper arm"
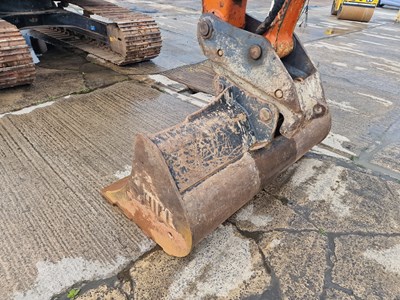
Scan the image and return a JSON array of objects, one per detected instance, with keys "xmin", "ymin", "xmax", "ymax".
[
  {"xmin": 102, "ymin": 0, "xmax": 331, "ymax": 257},
  {"xmin": 203, "ymin": 0, "xmax": 305, "ymax": 57}
]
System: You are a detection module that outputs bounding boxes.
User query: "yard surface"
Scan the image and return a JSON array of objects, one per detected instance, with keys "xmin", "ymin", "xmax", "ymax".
[{"xmin": 0, "ymin": 1, "xmax": 399, "ymax": 299}]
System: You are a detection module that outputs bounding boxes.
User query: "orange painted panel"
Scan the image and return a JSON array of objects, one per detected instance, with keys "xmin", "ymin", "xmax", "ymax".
[
  {"xmin": 264, "ymin": 0, "xmax": 305, "ymax": 57},
  {"xmin": 203, "ymin": 0, "xmax": 248, "ymax": 28}
]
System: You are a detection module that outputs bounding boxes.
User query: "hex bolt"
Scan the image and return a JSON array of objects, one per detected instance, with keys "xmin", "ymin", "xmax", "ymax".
[
  {"xmin": 249, "ymin": 45, "xmax": 262, "ymax": 60},
  {"xmin": 259, "ymin": 108, "xmax": 271, "ymax": 123},
  {"xmin": 217, "ymin": 49, "xmax": 224, "ymax": 56},
  {"xmin": 274, "ymin": 89, "xmax": 283, "ymax": 99},
  {"xmin": 215, "ymin": 81, "xmax": 225, "ymax": 94},
  {"xmin": 313, "ymin": 104, "xmax": 324, "ymax": 115},
  {"xmin": 199, "ymin": 20, "xmax": 213, "ymax": 39}
]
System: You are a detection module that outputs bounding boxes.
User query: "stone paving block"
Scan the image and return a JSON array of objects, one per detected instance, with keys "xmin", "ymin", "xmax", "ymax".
[
  {"xmin": 129, "ymin": 224, "xmax": 270, "ymax": 300},
  {"xmin": 333, "ymin": 235, "xmax": 400, "ymax": 299},
  {"xmin": 325, "ymin": 288, "xmax": 357, "ymax": 300},
  {"xmin": 266, "ymin": 157, "xmax": 400, "ymax": 234},
  {"xmin": 76, "ymin": 285, "xmax": 130, "ymax": 300},
  {"xmin": 259, "ymin": 231, "xmax": 327, "ymax": 300},
  {"xmin": 230, "ymin": 190, "xmax": 315, "ymax": 233},
  {"xmin": 370, "ymin": 142, "xmax": 400, "ymax": 174}
]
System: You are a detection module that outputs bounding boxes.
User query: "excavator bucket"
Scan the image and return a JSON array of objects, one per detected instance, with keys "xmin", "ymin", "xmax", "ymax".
[{"xmin": 102, "ymin": 14, "xmax": 331, "ymax": 257}]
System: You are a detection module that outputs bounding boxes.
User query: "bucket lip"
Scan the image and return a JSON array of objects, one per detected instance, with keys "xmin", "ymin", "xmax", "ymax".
[
  {"xmin": 102, "ymin": 134, "xmax": 193, "ymax": 257},
  {"xmin": 102, "ymin": 175, "xmax": 194, "ymax": 257}
]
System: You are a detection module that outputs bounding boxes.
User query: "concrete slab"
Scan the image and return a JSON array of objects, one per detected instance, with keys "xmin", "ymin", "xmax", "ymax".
[
  {"xmin": 0, "ymin": 66, "xmax": 85, "ymax": 114},
  {"xmin": 230, "ymin": 190, "xmax": 315, "ymax": 232},
  {"xmin": 128, "ymin": 225, "xmax": 270, "ymax": 300},
  {"xmin": 333, "ymin": 235, "xmax": 400, "ymax": 299},
  {"xmin": 162, "ymin": 61, "xmax": 215, "ymax": 95},
  {"xmin": 266, "ymin": 156, "xmax": 400, "ymax": 234},
  {"xmin": 0, "ymin": 81, "xmax": 198, "ymax": 299},
  {"xmin": 259, "ymin": 231, "xmax": 327, "ymax": 299},
  {"xmin": 55, "ymin": 154, "xmax": 400, "ymax": 299},
  {"xmin": 71, "ymin": 224, "xmax": 270, "ymax": 300},
  {"xmin": 306, "ymin": 23, "xmax": 400, "ymax": 159},
  {"xmin": 370, "ymin": 142, "xmax": 400, "ymax": 173},
  {"xmin": 1, "ymin": 48, "xmax": 128, "ymax": 114}
]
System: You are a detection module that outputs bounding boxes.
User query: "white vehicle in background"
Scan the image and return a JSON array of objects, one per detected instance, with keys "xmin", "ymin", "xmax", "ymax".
[{"xmin": 377, "ymin": 0, "xmax": 400, "ymax": 7}]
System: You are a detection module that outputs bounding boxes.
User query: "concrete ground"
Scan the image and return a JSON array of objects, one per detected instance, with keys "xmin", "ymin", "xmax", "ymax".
[{"xmin": 0, "ymin": 1, "xmax": 399, "ymax": 299}]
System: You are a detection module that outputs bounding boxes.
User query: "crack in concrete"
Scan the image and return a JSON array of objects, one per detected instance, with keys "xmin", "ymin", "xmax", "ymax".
[
  {"xmin": 247, "ymin": 245, "xmax": 282, "ymax": 300},
  {"xmin": 385, "ymin": 181, "xmax": 400, "ymax": 199},
  {"xmin": 313, "ymin": 143, "xmax": 355, "ymax": 160},
  {"xmin": 230, "ymin": 197, "xmax": 400, "ymax": 300},
  {"xmin": 50, "ymin": 267, "xmax": 129, "ymax": 300},
  {"xmin": 320, "ymin": 234, "xmax": 362, "ymax": 300},
  {"xmin": 269, "ymin": 192, "xmax": 321, "ymax": 230},
  {"xmin": 50, "ymin": 246, "xmax": 158, "ymax": 300},
  {"xmin": 51, "ymin": 272, "xmax": 130, "ymax": 300},
  {"xmin": 44, "ymin": 133, "xmax": 398, "ymax": 300},
  {"xmin": 80, "ymin": 70, "xmax": 131, "ymax": 94},
  {"xmin": 231, "ymin": 183, "xmax": 400, "ymax": 299},
  {"xmin": 330, "ymin": 232, "xmax": 400, "ymax": 238},
  {"xmin": 353, "ymin": 159, "xmax": 400, "ymax": 181},
  {"xmin": 37, "ymin": 66, "xmax": 82, "ymax": 72},
  {"xmin": 225, "ymin": 220, "xmax": 264, "ymax": 242},
  {"xmin": 227, "ymin": 214, "xmax": 321, "ymax": 238},
  {"xmin": 255, "ymin": 245, "xmax": 282, "ymax": 300},
  {"xmin": 354, "ymin": 121, "xmax": 400, "ymax": 180},
  {"xmin": 229, "ymin": 221, "xmax": 283, "ymax": 300},
  {"xmin": 303, "ymin": 23, "xmax": 384, "ymax": 46},
  {"xmin": 293, "ymin": 143, "xmax": 400, "ymax": 187},
  {"xmin": 269, "ymin": 194, "xmax": 400, "ymax": 237}
]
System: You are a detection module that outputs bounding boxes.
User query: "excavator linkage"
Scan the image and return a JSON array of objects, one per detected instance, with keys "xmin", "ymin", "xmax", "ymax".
[{"xmin": 102, "ymin": 12, "xmax": 331, "ymax": 257}]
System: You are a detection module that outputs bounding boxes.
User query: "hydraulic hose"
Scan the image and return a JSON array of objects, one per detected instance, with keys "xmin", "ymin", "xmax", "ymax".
[{"xmin": 255, "ymin": 0, "xmax": 286, "ymax": 34}]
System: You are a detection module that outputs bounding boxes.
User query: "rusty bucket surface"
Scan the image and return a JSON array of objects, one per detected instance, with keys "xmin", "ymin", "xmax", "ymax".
[
  {"xmin": 102, "ymin": 14, "xmax": 331, "ymax": 257},
  {"xmin": 102, "ymin": 97, "xmax": 330, "ymax": 257}
]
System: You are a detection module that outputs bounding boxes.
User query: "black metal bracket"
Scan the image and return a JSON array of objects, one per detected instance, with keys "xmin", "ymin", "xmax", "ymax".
[
  {"xmin": 1, "ymin": 9, "xmax": 108, "ymax": 40},
  {"xmin": 218, "ymin": 77, "xmax": 278, "ymax": 149},
  {"xmin": 197, "ymin": 13, "xmax": 328, "ymax": 139}
]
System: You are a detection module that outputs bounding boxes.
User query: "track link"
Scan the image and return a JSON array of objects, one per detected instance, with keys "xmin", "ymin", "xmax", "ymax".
[{"xmin": 0, "ymin": 19, "xmax": 35, "ymax": 89}]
